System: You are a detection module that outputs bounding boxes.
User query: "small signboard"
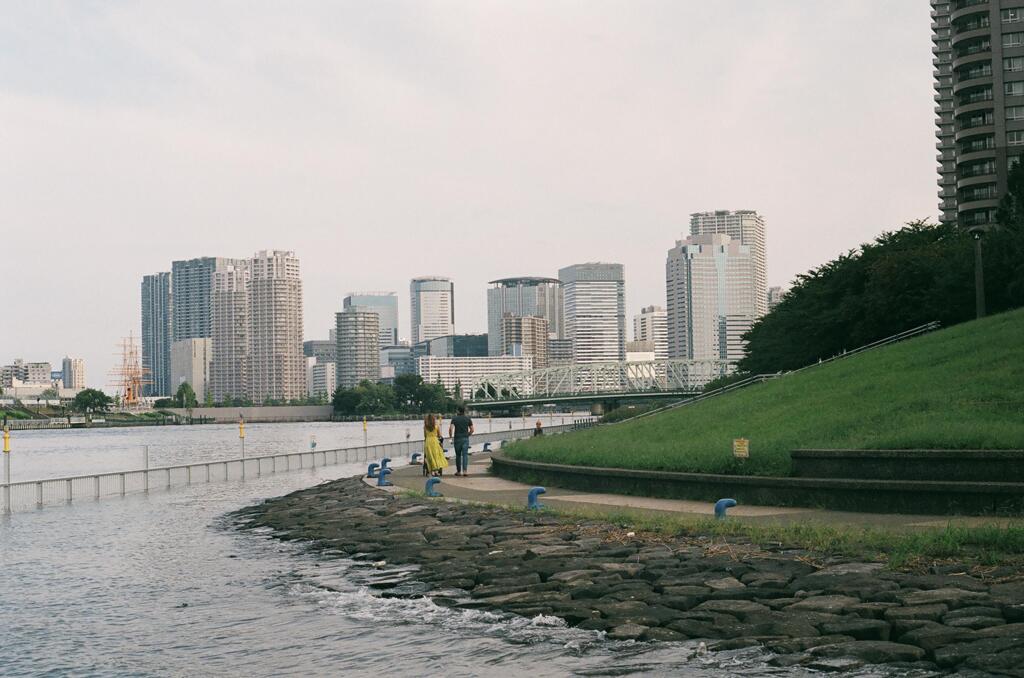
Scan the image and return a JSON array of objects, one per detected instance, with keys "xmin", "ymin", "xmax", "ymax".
[{"xmin": 732, "ymin": 438, "xmax": 749, "ymax": 459}]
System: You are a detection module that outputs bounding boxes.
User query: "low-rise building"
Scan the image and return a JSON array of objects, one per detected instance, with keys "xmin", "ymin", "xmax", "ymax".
[{"xmin": 416, "ymin": 355, "xmax": 533, "ymax": 400}]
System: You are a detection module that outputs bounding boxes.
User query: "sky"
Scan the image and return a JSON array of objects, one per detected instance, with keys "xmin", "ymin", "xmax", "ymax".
[{"xmin": 0, "ymin": 1, "xmax": 937, "ymax": 388}]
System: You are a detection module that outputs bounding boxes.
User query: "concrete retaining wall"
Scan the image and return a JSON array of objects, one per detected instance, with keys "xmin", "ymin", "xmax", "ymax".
[
  {"xmin": 491, "ymin": 454, "xmax": 1024, "ymax": 516},
  {"xmin": 791, "ymin": 448, "xmax": 1024, "ymax": 483},
  {"xmin": 163, "ymin": 405, "xmax": 333, "ymax": 423}
]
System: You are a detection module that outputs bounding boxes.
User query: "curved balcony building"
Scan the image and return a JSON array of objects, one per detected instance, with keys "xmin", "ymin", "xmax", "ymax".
[{"xmin": 934, "ymin": 0, "xmax": 1024, "ymax": 228}]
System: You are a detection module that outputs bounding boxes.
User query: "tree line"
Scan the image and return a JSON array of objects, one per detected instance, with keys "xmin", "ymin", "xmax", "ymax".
[{"xmin": 332, "ymin": 374, "xmax": 459, "ymax": 415}]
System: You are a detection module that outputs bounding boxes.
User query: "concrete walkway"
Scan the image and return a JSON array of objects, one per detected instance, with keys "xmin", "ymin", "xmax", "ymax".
[{"xmin": 375, "ymin": 449, "xmax": 1023, "ymax": 531}]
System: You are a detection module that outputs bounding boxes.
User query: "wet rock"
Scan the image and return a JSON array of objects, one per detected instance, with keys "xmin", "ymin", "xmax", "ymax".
[
  {"xmin": 848, "ymin": 602, "xmax": 899, "ymax": 619},
  {"xmin": 765, "ymin": 635, "xmax": 856, "ymax": 654},
  {"xmin": 973, "ymin": 621, "xmax": 1024, "ymax": 638},
  {"xmin": 944, "ymin": 615, "xmax": 1006, "ymax": 630},
  {"xmin": 819, "ymin": 617, "xmax": 891, "ymax": 641},
  {"xmin": 963, "ymin": 648, "xmax": 1024, "ymax": 676},
  {"xmin": 642, "ymin": 627, "xmax": 685, "ymax": 642},
  {"xmin": 898, "ymin": 588, "xmax": 989, "ymax": 609},
  {"xmin": 806, "ymin": 657, "xmax": 865, "ymax": 671},
  {"xmin": 811, "ymin": 640, "xmax": 926, "ymax": 664},
  {"xmin": 704, "ymin": 576, "xmax": 744, "ymax": 591},
  {"xmin": 693, "ymin": 599, "xmax": 770, "ymax": 621},
  {"xmin": 884, "ymin": 604, "xmax": 949, "ymax": 623},
  {"xmin": 933, "ymin": 636, "xmax": 1024, "ymax": 668},
  {"xmin": 898, "ymin": 624, "xmax": 977, "ymax": 652},
  {"xmin": 549, "ymin": 569, "xmax": 599, "ymax": 583},
  {"xmin": 607, "ymin": 623, "xmax": 648, "ymax": 641},
  {"xmin": 943, "ymin": 605, "xmax": 1003, "ymax": 621},
  {"xmin": 576, "ymin": 618, "xmax": 610, "ymax": 631},
  {"xmin": 709, "ymin": 637, "xmax": 763, "ymax": 651}
]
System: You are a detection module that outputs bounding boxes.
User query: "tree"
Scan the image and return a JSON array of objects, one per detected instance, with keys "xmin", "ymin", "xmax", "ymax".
[
  {"xmin": 393, "ymin": 374, "xmax": 424, "ymax": 411},
  {"xmin": 332, "ymin": 386, "xmax": 360, "ymax": 415},
  {"xmin": 39, "ymin": 387, "xmax": 59, "ymax": 399},
  {"xmin": 173, "ymin": 382, "xmax": 199, "ymax": 409},
  {"xmin": 73, "ymin": 388, "xmax": 112, "ymax": 413}
]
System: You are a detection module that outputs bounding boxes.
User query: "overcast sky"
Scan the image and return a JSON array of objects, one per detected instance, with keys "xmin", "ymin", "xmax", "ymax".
[{"xmin": 1, "ymin": 1, "xmax": 936, "ymax": 388}]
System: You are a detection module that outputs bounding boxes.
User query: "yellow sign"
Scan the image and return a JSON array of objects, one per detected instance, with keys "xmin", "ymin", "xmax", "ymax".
[{"xmin": 732, "ymin": 438, "xmax": 749, "ymax": 459}]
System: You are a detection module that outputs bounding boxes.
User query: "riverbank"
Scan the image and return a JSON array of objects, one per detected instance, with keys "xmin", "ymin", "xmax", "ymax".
[{"xmin": 233, "ymin": 476, "xmax": 1024, "ymax": 673}]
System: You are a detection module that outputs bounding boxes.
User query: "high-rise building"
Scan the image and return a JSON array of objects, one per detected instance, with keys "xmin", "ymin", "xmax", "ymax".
[
  {"xmin": 343, "ymin": 293, "xmax": 399, "ymax": 347},
  {"xmin": 410, "ymin": 277, "xmax": 454, "ymax": 343},
  {"xmin": 666, "ymin": 233, "xmax": 755, "ymax": 362},
  {"xmin": 547, "ymin": 338, "xmax": 574, "ymax": 367},
  {"xmin": 248, "ymin": 251, "xmax": 305, "ymax": 402},
  {"xmin": 501, "ymin": 315, "xmax": 549, "ymax": 368},
  {"xmin": 61, "ymin": 357, "xmax": 86, "ymax": 391},
  {"xmin": 335, "ymin": 307, "xmax": 380, "ymax": 389},
  {"xmin": 141, "ymin": 272, "xmax": 172, "ymax": 396},
  {"xmin": 486, "ymin": 277, "xmax": 563, "ymax": 355},
  {"xmin": 767, "ymin": 286, "xmax": 787, "ymax": 311},
  {"xmin": 412, "ymin": 334, "xmax": 488, "ymax": 360},
  {"xmin": 380, "ymin": 345, "xmax": 415, "ymax": 381},
  {"xmin": 171, "ymin": 257, "xmax": 243, "ymax": 342},
  {"xmin": 170, "ymin": 338, "xmax": 212, "ymax": 403},
  {"xmin": 689, "ymin": 211, "xmax": 767, "ymax": 318},
  {"xmin": 210, "ymin": 262, "xmax": 249, "ymax": 402},
  {"xmin": 303, "ymin": 339, "xmax": 337, "ymax": 364},
  {"xmin": 558, "ymin": 263, "xmax": 626, "ymax": 363},
  {"xmin": 633, "ymin": 305, "xmax": 668, "ymax": 360},
  {"xmin": 931, "ymin": 1, "xmax": 1023, "ymax": 229},
  {"xmin": 308, "ymin": 361, "xmax": 337, "ymax": 399}
]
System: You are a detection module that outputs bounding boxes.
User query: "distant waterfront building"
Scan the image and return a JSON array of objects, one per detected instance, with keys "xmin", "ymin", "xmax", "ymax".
[
  {"xmin": 248, "ymin": 250, "xmax": 305, "ymax": 402},
  {"xmin": 501, "ymin": 315, "xmax": 549, "ymax": 368},
  {"xmin": 210, "ymin": 262, "xmax": 249, "ymax": 402},
  {"xmin": 412, "ymin": 334, "xmax": 488, "ymax": 361},
  {"xmin": 335, "ymin": 307, "xmax": 381, "ymax": 389},
  {"xmin": 666, "ymin": 233, "xmax": 755, "ymax": 362},
  {"xmin": 308, "ymin": 361, "xmax": 337, "ymax": 399},
  {"xmin": 344, "ymin": 293, "xmax": 399, "ymax": 347},
  {"xmin": 170, "ymin": 338, "xmax": 212, "ymax": 402},
  {"xmin": 558, "ymin": 263, "xmax": 626, "ymax": 364},
  {"xmin": 171, "ymin": 257, "xmax": 244, "ymax": 342},
  {"xmin": 1, "ymin": 359, "xmax": 52, "ymax": 387},
  {"xmin": 690, "ymin": 211, "xmax": 767, "ymax": 319},
  {"xmin": 141, "ymin": 272, "xmax": 172, "ymax": 396},
  {"xmin": 416, "ymin": 355, "xmax": 533, "ymax": 400},
  {"xmin": 486, "ymin": 277, "xmax": 563, "ymax": 356},
  {"xmin": 767, "ymin": 286, "xmax": 787, "ymax": 311},
  {"xmin": 380, "ymin": 345, "xmax": 415, "ymax": 380},
  {"xmin": 632, "ymin": 305, "xmax": 668, "ymax": 361},
  {"xmin": 303, "ymin": 339, "xmax": 337, "ymax": 364},
  {"xmin": 410, "ymin": 277, "xmax": 454, "ymax": 343},
  {"xmin": 61, "ymin": 357, "xmax": 86, "ymax": 391}
]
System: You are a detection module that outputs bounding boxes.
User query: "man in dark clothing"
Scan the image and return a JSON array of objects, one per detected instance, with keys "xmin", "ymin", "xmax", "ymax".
[{"xmin": 448, "ymin": 406, "xmax": 474, "ymax": 477}]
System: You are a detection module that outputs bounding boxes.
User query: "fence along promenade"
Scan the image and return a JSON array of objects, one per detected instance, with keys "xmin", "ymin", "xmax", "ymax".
[{"xmin": 1, "ymin": 421, "xmax": 594, "ymax": 514}]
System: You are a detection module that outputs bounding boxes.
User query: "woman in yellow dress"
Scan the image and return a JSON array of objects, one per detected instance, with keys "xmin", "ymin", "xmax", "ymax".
[{"xmin": 423, "ymin": 413, "xmax": 448, "ymax": 476}]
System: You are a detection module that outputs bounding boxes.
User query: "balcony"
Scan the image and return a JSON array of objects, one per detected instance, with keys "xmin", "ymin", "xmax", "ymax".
[{"xmin": 953, "ymin": 73, "xmax": 993, "ymax": 93}]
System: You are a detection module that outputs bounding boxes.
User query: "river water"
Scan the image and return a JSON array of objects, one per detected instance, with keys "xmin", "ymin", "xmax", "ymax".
[{"xmin": 0, "ymin": 422, "xmax": 916, "ymax": 676}]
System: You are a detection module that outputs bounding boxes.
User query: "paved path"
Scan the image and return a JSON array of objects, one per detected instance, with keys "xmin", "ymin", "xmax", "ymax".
[{"xmin": 372, "ymin": 448, "xmax": 1022, "ymax": 530}]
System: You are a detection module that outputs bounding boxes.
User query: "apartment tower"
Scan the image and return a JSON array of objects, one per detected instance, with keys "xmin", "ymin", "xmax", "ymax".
[
  {"xmin": 689, "ymin": 211, "xmax": 767, "ymax": 317},
  {"xmin": 932, "ymin": 1, "xmax": 1024, "ymax": 228},
  {"xmin": 343, "ymin": 292, "xmax": 399, "ymax": 347},
  {"xmin": 61, "ymin": 357, "xmax": 86, "ymax": 391},
  {"xmin": 141, "ymin": 272, "xmax": 172, "ymax": 396},
  {"xmin": 558, "ymin": 263, "xmax": 626, "ymax": 363},
  {"xmin": 335, "ymin": 307, "xmax": 381, "ymax": 389},
  {"xmin": 632, "ymin": 305, "xmax": 668, "ymax": 360},
  {"xmin": 210, "ymin": 263, "xmax": 249, "ymax": 402},
  {"xmin": 410, "ymin": 277, "xmax": 454, "ymax": 344},
  {"xmin": 248, "ymin": 250, "xmax": 305, "ymax": 401},
  {"xmin": 500, "ymin": 315, "xmax": 550, "ymax": 368}
]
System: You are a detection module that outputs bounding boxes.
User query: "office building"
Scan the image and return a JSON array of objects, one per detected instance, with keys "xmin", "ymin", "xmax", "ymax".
[
  {"xmin": 547, "ymin": 338, "xmax": 574, "ymax": 367},
  {"xmin": 171, "ymin": 257, "xmax": 244, "ymax": 342},
  {"xmin": 303, "ymin": 339, "xmax": 337, "ymax": 364},
  {"xmin": 248, "ymin": 250, "xmax": 305, "ymax": 401},
  {"xmin": 141, "ymin": 272, "xmax": 172, "ymax": 396},
  {"xmin": 61, "ymin": 357, "xmax": 86, "ymax": 391},
  {"xmin": 210, "ymin": 263, "xmax": 249, "ymax": 402},
  {"xmin": 501, "ymin": 315, "xmax": 549, "ymax": 368},
  {"xmin": 633, "ymin": 305, "xmax": 668, "ymax": 360},
  {"xmin": 412, "ymin": 334, "xmax": 488, "ymax": 361},
  {"xmin": 335, "ymin": 307, "xmax": 380, "ymax": 389},
  {"xmin": 666, "ymin": 234, "xmax": 755, "ymax": 362},
  {"xmin": 558, "ymin": 263, "xmax": 626, "ymax": 363},
  {"xmin": 343, "ymin": 293, "xmax": 399, "ymax": 347},
  {"xmin": 932, "ymin": 0, "xmax": 1024, "ymax": 227},
  {"xmin": 170, "ymin": 338, "xmax": 212, "ymax": 402},
  {"xmin": 768, "ymin": 286, "xmax": 787, "ymax": 311},
  {"xmin": 380, "ymin": 345, "xmax": 415, "ymax": 382},
  {"xmin": 690, "ymin": 211, "xmax": 767, "ymax": 318},
  {"xmin": 410, "ymin": 277, "xmax": 454, "ymax": 343},
  {"xmin": 416, "ymin": 355, "xmax": 533, "ymax": 400},
  {"xmin": 486, "ymin": 277, "xmax": 563, "ymax": 355}
]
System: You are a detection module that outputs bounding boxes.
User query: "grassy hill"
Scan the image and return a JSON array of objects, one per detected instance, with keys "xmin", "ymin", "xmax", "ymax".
[{"xmin": 506, "ymin": 308, "xmax": 1024, "ymax": 477}]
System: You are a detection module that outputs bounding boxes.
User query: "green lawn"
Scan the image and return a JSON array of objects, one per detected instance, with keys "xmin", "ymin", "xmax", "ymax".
[{"xmin": 506, "ymin": 308, "xmax": 1024, "ymax": 476}]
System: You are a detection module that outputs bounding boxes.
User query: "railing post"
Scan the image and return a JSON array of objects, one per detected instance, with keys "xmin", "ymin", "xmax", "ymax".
[
  {"xmin": 66, "ymin": 478, "xmax": 73, "ymax": 503},
  {"xmin": 205, "ymin": 464, "xmax": 210, "ymax": 482},
  {"xmin": 166, "ymin": 468, "xmax": 171, "ymax": 489},
  {"xmin": 36, "ymin": 482, "xmax": 42, "ymax": 507},
  {"xmin": 120, "ymin": 473, "xmax": 126, "ymax": 496},
  {"xmin": 186, "ymin": 465, "xmax": 191, "ymax": 485},
  {"xmin": 144, "ymin": 445, "xmax": 150, "ymax": 493}
]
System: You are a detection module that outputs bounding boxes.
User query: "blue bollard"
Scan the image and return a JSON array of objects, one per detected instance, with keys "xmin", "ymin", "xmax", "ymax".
[
  {"xmin": 410, "ymin": 452, "xmax": 422, "ymax": 465},
  {"xmin": 377, "ymin": 467, "xmax": 393, "ymax": 487},
  {"xmin": 380, "ymin": 457, "xmax": 391, "ymax": 472},
  {"xmin": 367, "ymin": 463, "xmax": 379, "ymax": 478},
  {"xmin": 425, "ymin": 477, "xmax": 442, "ymax": 497},
  {"xmin": 482, "ymin": 442, "xmax": 492, "ymax": 453},
  {"xmin": 528, "ymin": 487, "xmax": 546, "ymax": 510},
  {"xmin": 714, "ymin": 498, "xmax": 737, "ymax": 519}
]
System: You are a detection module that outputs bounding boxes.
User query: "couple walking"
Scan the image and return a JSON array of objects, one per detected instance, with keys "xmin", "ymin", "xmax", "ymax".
[{"xmin": 423, "ymin": 406, "xmax": 474, "ymax": 477}]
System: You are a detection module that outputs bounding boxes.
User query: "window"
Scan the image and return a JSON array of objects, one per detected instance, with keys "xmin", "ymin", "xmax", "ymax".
[
  {"xmin": 1006, "ymin": 57, "xmax": 1024, "ymax": 71},
  {"xmin": 1009, "ymin": 130, "xmax": 1024, "ymax": 145},
  {"xmin": 1003, "ymin": 8, "xmax": 1024, "ymax": 23},
  {"xmin": 1004, "ymin": 32, "xmax": 1024, "ymax": 48},
  {"xmin": 1007, "ymin": 81, "xmax": 1024, "ymax": 96},
  {"xmin": 1008, "ymin": 105, "xmax": 1024, "ymax": 119}
]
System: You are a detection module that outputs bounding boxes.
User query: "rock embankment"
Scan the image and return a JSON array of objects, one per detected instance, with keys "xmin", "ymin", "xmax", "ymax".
[{"xmin": 232, "ymin": 477, "xmax": 1024, "ymax": 674}]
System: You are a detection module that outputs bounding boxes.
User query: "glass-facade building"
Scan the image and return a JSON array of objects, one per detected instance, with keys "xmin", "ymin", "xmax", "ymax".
[
  {"xmin": 343, "ymin": 292, "xmax": 399, "ymax": 347},
  {"xmin": 486, "ymin": 277, "xmax": 563, "ymax": 356}
]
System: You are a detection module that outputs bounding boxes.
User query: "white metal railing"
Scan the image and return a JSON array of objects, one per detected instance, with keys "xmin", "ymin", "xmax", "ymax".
[{"xmin": 0, "ymin": 421, "xmax": 593, "ymax": 513}]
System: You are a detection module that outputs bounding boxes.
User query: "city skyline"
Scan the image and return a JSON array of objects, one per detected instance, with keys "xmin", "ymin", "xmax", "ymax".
[{"xmin": 1, "ymin": 3, "xmax": 936, "ymax": 386}]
